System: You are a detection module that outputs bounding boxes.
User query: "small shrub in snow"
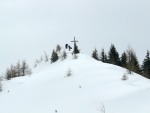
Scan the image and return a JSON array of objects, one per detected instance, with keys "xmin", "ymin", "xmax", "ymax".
[
  {"xmin": 62, "ymin": 51, "xmax": 67, "ymax": 60},
  {"xmin": 55, "ymin": 110, "xmax": 57, "ymax": 113},
  {"xmin": 44, "ymin": 51, "xmax": 49, "ymax": 62},
  {"xmin": 60, "ymin": 50, "xmax": 67, "ymax": 61},
  {"xmin": 122, "ymin": 73, "xmax": 128, "ymax": 80},
  {"xmin": 100, "ymin": 104, "xmax": 105, "ymax": 113},
  {"xmin": 66, "ymin": 68, "xmax": 72, "ymax": 77}
]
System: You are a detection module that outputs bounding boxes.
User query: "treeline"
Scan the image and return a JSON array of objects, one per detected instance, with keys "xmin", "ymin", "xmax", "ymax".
[
  {"xmin": 34, "ymin": 44, "xmax": 67, "ymax": 68},
  {"xmin": 92, "ymin": 44, "xmax": 150, "ymax": 79},
  {"xmin": 34, "ymin": 44, "xmax": 79, "ymax": 67},
  {"xmin": 5, "ymin": 60, "xmax": 32, "ymax": 80}
]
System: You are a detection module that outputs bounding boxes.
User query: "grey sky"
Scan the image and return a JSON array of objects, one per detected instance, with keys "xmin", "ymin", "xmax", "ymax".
[{"xmin": 0, "ymin": 0, "xmax": 150, "ymax": 74}]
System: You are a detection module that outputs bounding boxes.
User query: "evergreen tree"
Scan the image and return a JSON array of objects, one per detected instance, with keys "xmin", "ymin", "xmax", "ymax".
[
  {"xmin": 120, "ymin": 52, "xmax": 127, "ymax": 68},
  {"xmin": 74, "ymin": 43, "xmax": 80, "ymax": 54},
  {"xmin": 141, "ymin": 50, "xmax": 150, "ymax": 78},
  {"xmin": 51, "ymin": 50, "xmax": 59, "ymax": 63},
  {"xmin": 92, "ymin": 49, "xmax": 99, "ymax": 61},
  {"xmin": 104, "ymin": 54, "xmax": 108, "ymax": 63},
  {"xmin": 100, "ymin": 48, "xmax": 108, "ymax": 63},
  {"xmin": 100, "ymin": 48, "xmax": 105, "ymax": 62},
  {"xmin": 108, "ymin": 44, "xmax": 120, "ymax": 66}
]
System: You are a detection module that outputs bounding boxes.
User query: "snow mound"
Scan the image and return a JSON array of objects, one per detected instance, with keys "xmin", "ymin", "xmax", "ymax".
[{"xmin": 0, "ymin": 53, "xmax": 150, "ymax": 113}]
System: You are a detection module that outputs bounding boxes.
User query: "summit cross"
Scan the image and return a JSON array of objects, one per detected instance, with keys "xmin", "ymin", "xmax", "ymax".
[{"xmin": 71, "ymin": 37, "xmax": 78, "ymax": 46}]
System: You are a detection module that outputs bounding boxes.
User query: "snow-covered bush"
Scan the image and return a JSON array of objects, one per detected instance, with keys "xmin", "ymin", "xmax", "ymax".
[
  {"xmin": 66, "ymin": 68, "xmax": 72, "ymax": 77},
  {"xmin": 122, "ymin": 73, "xmax": 128, "ymax": 80}
]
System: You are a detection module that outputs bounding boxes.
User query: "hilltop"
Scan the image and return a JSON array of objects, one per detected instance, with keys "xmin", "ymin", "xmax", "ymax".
[{"xmin": 0, "ymin": 53, "xmax": 150, "ymax": 113}]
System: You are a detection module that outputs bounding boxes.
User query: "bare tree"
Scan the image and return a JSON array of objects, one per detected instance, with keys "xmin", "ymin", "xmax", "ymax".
[
  {"xmin": 5, "ymin": 68, "xmax": 11, "ymax": 80},
  {"xmin": 100, "ymin": 104, "xmax": 105, "ymax": 113},
  {"xmin": 62, "ymin": 51, "xmax": 67, "ymax": 60},
  {"xmin": 56, "ymin": 44, "xmax": 61, "ymax": 53},
  {"xmin": 16, "ymin": 60, "xmax": 21, "ymax": 77},
  {"xmin": 126, "ymin": 45, "xmax": 140, "ymax": 74},
  {"xmin": 21, "ymin": 60, "xmax": 32, "ymax": 76},
  {"xmin": 44, "ymin": 51, "xmax": 49, "ymax": 62},
  {"xmin": 40, "ymin": 55, "xmax": 43, "ymax": 62}
]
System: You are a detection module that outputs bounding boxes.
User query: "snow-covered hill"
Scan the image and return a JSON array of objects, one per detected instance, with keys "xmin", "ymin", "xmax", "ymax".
[{"xmin": 0, "ymin": 53, "xmax": 150, "ymax": 113}]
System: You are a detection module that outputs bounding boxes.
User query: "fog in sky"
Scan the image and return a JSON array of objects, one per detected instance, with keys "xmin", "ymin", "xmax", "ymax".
[{"xmin": 0, "ymin": 0, "xmax": 150, "ymax": 74}]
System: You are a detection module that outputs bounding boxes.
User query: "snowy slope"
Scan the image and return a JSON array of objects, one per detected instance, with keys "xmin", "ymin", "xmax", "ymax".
[{"xmin": 0, "ymin": 53, "xmax": 150, "ymax": 113}]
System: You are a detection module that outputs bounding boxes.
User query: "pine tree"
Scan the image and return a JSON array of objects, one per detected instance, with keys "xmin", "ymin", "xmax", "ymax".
[
  {"xmin": 108, "ymin": 44, "xmax": 120, "ymax": 66},
  {"xmin": 141, "ymin": 50, "xmax": 150, "ymax": 78},
  {"xmin": 51, "ymin": 50, "xmax": 59, "ymax": 63},
  {"xmin": 104, "ymin": 54, "xmax": 108, "ymax": 63},
  {"xmin": 100, "ymin": 48, "xmax": 105, "ymax": 62},
  {"xmin": 92, "ymin": 49, "xmax": 99, "ymax": 61},
  {"xmin": 74, "ymin": 43, "xmax": 80, "ymax": 54},
  {"xmin": 120, "ymin": 52, "xmax": 127, "ymax": 68}
]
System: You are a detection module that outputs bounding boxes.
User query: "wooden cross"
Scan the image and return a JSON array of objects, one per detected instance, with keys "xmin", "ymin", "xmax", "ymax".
[
  {"xmin": 71, "ymin": 37, "xmax": 79, "ymax": 54},
  {"xmin": 71, "ymin": 37, "xmax": 78, "ymax": 46}
]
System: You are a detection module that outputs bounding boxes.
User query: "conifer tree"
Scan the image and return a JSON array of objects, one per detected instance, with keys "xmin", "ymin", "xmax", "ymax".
[
  {"xmin": 108, "ymin": 44, "xmax": 120, "ymax": 66},
  {"xmin": 100, "ymin": 48, "xmax": 105, "ymax": 62},
  {"xmin": 141, "ymin": 50, "xmax": 150, "ymax": 78},
  {"xmin": 104, "ymin": 54, "xmax": 108, "ymax": 63},
  {"xmin": 51, "ymin": 50, "xmax": 59, "ymax": 63},
  {"xmin": 74, "ymin": 43, "xmax": 80, "ymax": 54},
  {"xmin": 92, "ymin": 49, "xmax": 99, "ymax": 61},
  {"xmin": 120, "ymin": 52, "xmax": 127, "ymax": 68}
]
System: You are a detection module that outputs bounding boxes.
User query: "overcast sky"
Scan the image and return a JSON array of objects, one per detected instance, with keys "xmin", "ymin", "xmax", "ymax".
[{"xmin": 0, "ymin": 0, "xmax": 150, "ymax": 74}]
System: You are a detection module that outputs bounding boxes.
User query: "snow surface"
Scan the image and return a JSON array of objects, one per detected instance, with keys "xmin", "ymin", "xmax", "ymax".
[{"xmin": 0, "ymin": 53, "xmax": 150, "ymax": 113}]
